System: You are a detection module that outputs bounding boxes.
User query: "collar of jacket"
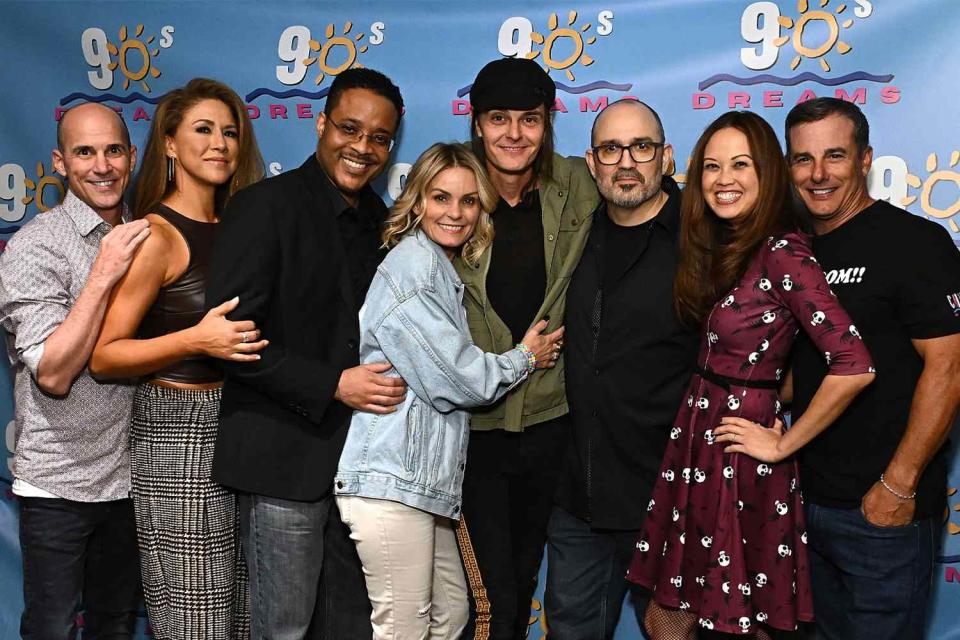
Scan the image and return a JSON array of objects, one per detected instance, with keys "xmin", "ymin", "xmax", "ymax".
[
  {"xmin": 411, "ymin": 227, "xmax": 464, "ymax": 287},
  {"xmin": 298, "ymin": 154, "xmax": 381, "ymax": 228},
  {"xmin": 457, "ymin": 153, "xmax": 594, "ymax": 275}
]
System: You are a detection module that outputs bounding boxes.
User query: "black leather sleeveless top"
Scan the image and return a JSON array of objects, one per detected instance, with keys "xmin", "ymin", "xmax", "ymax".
[{"xmin": 138, "ymin": 205, "xmax": 222, "ymax": 383}]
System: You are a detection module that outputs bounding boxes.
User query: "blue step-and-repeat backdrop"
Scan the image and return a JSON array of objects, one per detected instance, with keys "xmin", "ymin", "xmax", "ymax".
[{"xmin": 1, "ymin": 1, "xmax": 959, "ymax": 637}]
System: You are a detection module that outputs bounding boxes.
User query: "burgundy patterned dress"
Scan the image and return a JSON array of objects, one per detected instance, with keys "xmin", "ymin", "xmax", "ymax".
[{"xmin": 626, "ymin": 232, "xmax": 873, "ymax": 635}]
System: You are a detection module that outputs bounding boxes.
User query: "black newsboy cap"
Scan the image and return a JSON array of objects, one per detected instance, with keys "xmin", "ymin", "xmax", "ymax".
[{"xmin": 469, "ymin": 58, "xmax": 556, "ymax": 112}]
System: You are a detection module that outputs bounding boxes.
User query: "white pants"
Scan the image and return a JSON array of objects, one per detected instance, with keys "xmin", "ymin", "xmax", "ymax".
[{"xmin": 336, "ymin": 495, "xmax": 469, "ymax": 640}]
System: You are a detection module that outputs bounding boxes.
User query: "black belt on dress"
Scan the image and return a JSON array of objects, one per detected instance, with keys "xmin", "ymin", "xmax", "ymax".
[{"xmin": 694, "ymin": 364, "xmax": 780, "ymax": 392}]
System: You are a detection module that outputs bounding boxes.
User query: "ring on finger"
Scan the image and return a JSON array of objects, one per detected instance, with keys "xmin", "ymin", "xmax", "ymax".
[{"xmin": 240, "ymin": 331, "xmax": 248, "ymax": 344}]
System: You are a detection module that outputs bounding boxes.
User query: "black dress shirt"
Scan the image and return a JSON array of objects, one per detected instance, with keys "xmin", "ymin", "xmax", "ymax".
[
  {"xmin": 486, "ymin": 191, "xmax": 547, "ymax": 344},
  {"xmin": 556, "ymin": 177, "xmax": 699, "ymax": 529}
]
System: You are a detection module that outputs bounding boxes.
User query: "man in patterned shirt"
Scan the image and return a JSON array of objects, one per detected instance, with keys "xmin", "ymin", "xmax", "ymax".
[{"xmin": 0, "ymin": 102, "xmax": 150, "ymax": 638}]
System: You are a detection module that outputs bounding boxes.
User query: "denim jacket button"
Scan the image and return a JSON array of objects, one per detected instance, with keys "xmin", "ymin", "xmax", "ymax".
[{"xmin": 336, "ymin": 481, "xmax": 343, "ymax": 489}]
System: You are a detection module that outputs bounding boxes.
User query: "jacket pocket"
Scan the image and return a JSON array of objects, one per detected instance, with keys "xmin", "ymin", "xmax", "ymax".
[
  {"xmin": 428, "ymin": 412, "xmax": 445, "ymax": 487},
  {"xmin": 404, "ymin": 400, "xmax": 424, "ymax": 478}
]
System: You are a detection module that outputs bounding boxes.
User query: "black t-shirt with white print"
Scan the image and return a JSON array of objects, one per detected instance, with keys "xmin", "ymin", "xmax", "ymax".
[{"xmin": 793, "ymin": 200, "xmax": 960, "ymax": 519}]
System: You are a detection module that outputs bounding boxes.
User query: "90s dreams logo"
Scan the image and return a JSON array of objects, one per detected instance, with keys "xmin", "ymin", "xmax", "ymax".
[
  {"xmin": 243, "ymin": 19, "xmax": 387, "ymax": 124},
  {"xmin": 452, "ymin": 9, "xmax": 632, "ymax": 116},
  {"xmin": 0, "ymin": 161, "xmax": 65, "ymax": 226},
  {"xmin": 694, "ymin": 0, "xmax": 898, "ymax": 111},
  {"xmin": 58, "ymin": 23, "xmax": 175, "ymax": 121},
  {"xmin": 871, "ymin": 150, "xmax": 960, "ymax": 239}
]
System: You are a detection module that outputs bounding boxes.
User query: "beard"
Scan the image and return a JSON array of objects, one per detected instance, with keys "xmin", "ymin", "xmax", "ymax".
[{"xmin": 597, "ymin": 169, "xmax": 661, "ymax": 209}]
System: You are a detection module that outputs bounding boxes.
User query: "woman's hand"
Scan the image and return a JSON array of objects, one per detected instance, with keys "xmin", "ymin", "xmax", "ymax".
[
  {"xmin": 520, "ymin": 319, "xmax": 565, "ymax": 370},
  {"xmin": 189, "ymin": 296, "xmax": 269, "ymax": 361},
  {"xmin": 714, "ymin": 416, "xmax": 787, "ymax": 463}
]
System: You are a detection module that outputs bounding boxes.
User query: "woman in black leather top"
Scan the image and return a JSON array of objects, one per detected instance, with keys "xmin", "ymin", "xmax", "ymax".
[{"xmin": 90, "ymin": 78, "xmax": 265, "ymax": 639}]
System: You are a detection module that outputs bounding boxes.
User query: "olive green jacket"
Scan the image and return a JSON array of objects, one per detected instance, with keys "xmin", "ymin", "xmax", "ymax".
[{"xmin": 455, "ymin": 154, "xmax": 599, "ymax": 432}]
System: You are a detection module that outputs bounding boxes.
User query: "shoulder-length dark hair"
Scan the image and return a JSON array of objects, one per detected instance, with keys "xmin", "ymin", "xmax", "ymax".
[
  {"xmin": 674, "ymin": 111, "xmax": 799, "ymax": 326},
  {"xmin": 133, "ymin": 77, "xmax": 264, "ymax": 218}
]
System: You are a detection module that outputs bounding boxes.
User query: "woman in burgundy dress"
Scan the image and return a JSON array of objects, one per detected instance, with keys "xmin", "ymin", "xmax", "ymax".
[{"xmin": 626, "ymin": 111, "xmax": 875, "ymax": 638}]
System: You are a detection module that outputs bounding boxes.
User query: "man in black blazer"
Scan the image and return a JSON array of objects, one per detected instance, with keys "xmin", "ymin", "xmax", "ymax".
[{"xmin": 207, "ymin": 68, "xmax": 406, "ymax": 639}]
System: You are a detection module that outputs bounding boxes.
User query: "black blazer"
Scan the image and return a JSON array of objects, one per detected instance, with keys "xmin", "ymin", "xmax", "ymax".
[{"xmin": 207, "ymin": 156, "xmax": 385, "ymax": 501}]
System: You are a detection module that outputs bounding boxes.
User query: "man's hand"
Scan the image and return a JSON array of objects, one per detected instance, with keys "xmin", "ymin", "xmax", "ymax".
[
  {"xmin": 861, "ymin": 480, "xmax": 915, "ymax": 527},
  {"xmin": 335, "ymin": 362, "xmax": 407, "ymax": 414},
  {"xmin": 89, "ymin": 219, "xmax": 151, "ymax": 286}
]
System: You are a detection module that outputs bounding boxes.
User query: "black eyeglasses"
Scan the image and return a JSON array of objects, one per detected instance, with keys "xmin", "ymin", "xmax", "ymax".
[
  {"xmin": 326, "ymin": 116, "xmax": 395, "ymax": 151},
  {"xmin": 592, "ymin": 140, "xmax": 664, "ymax": 165}
]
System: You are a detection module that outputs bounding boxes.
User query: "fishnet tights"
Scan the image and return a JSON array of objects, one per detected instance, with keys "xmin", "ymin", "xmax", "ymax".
[{"xmin": 643, "ymin": 599, "xmax": 773, "ymax": 639}]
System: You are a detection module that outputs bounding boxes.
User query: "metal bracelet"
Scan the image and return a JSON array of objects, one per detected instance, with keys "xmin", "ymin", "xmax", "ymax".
[{"xmin": 879, "ymin": 473, "xmax": 917, "ymax": 500}]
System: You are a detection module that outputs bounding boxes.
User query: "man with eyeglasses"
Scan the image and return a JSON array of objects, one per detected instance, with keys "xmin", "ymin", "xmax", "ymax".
[
  {"xmin": 546, "ymin": 99, "xmax": 699, "ymax": 638},
  {"xmin": 207, "ymin": 68, "xmax": 407, "ymax": 638}
]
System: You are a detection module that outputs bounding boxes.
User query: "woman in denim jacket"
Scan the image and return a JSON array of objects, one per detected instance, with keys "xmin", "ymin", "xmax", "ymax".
[{"xmin": 335, "ymin": 143, "xmax": 563, "ymax": 640}]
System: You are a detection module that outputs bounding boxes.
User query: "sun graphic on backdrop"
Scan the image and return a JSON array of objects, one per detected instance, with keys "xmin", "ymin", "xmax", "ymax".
[
  {"xmin": 774, "ymin": 0, "xmax": 858, "ymax": 72},
  {"xmin": 21, "ymin": 162, "xmax": 65, "ymax": 213},
  {"xmin": 948, "ymin": 487, "xmax": 960, "ymax": 535},
  {"xmin": 527, "ymin": 11, "xmax": 597, "ymax": 82},
  {"xmin": 304, "ymin": 22, "xmax": 368, "ymax": 86},
  {"xmin": 903, "ymin": 151, "xmax": 960, "ymax": 231},
  {"xmin": 107, "ymin": 24, "xmax": 162, "ymax": 92}
]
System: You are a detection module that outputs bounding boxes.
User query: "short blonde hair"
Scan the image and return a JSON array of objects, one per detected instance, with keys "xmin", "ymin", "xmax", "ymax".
[{"xmin": 383, "ymin": 143, "xmax": 497, "ymax": 264}]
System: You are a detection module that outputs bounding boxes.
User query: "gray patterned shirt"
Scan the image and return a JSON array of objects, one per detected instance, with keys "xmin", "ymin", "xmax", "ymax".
[{"xmin": 0, "ymin": 191, "xmax": 134, "ymax": 502}]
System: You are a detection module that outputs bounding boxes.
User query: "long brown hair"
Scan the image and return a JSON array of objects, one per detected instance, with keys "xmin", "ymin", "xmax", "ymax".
[
  {"xmin": 674, "ymin": 111, "xmax": 798, "ymax": 326},
  {"xmin": 132, "ymin": 78, "xmax": 264, "ymax": 218},
  {"xmin": 469, "ymin": 106, "xmax": 555, "ymax": 194},
  {"xmin": 383, "ymin": 143, "xmax": 497, "ymax": 265}
]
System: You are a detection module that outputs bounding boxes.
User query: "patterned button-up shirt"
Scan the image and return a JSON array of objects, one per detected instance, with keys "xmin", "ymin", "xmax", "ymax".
[{"xmin": 0, "ymin": 191, "xmax": 135, "ymax": 502}]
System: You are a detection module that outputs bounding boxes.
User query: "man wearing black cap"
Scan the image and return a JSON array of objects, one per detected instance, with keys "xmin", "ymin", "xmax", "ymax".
[{"xmin": 454, "ymin": 57, "xmax": 599, "ymax": 639}]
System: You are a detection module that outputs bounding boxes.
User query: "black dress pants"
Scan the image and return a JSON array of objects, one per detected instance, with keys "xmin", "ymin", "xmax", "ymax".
[
  {"xmin": 19, "ymin": 497, "xmax": 141, "ymax": 640},
  {"xmin": 457, "ymin": 416, "xmax": 569, "ymax": 640}
]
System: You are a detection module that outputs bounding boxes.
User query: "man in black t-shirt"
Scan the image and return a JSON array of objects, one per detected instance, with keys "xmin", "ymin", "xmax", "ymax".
[{"xmin": 786, "ymin": 98, "xmax": 960, "ymax": 640}]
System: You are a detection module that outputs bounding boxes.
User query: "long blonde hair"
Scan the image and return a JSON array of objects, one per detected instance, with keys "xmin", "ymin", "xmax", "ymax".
[{"xmin": 383, "ymin": 143, "xmax": 497, "ymax": 264}]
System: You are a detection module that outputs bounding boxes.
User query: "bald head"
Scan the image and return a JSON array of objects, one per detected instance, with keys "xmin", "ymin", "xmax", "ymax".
[
  {"xmin": 51, "ymin": 101, "xmax": 136, "ymax": 223},
  {"xmin": 586, "ymin": 98, "xmax": 672, "ymax": 219},
  {"xmin": 591, "ymin": 99, "xmax": 664, "ymax": 147},
  {"xmin": 57, "ymin": 103, "xmax": 130, "ymax": 151}
]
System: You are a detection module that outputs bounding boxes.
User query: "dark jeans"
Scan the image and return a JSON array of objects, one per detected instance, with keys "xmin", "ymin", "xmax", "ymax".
[
  {"xmin": 545, "ymin": 506, "xmax": 648, "ymax": 640},
  {"xmin": 19, "ymin": 496, "xmax": 141, "ymax": 640},
  {"xmin": 239, "ymin": 492, "xmax": 371, "ymax": 640},
  {"xmin": 458, "ymin": 417, "xmax": 569, "ymax": 640},
  {"xmin": 805, "ymin": 502, "xmax": 935, "ymax": 640}
]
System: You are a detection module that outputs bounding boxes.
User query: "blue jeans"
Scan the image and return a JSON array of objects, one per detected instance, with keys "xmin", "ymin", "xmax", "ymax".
[
  {"xmin": 19, "ymin": 497, "xmax": 141, "ymax": 640},
  {"xmin": 545, "ymin": 506, "xmax": 648, "ymax": 640},
  {"xmin": 239, "ymin": 493, "xmax": 371, "ymax": 640},
  {"xmin": 805, "ymin": 503, "xmax": 935, "ymax": 640}
]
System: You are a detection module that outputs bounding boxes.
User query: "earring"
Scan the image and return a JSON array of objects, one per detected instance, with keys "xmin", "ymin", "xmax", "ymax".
[{"xmin": 167, "ymin": 156, "xmax": 176, "ymax": 183}]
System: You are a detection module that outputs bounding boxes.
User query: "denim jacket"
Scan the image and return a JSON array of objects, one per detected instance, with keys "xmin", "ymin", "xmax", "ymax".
[{"xmin": 335, "ymin": 230, "xmax": 529, "ymax": 518}]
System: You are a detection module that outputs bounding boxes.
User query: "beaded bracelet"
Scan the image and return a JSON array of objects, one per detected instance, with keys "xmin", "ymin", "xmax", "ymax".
[
  {"xmin": 515, "ymin": 343, "xmax": 537, "ymax": 373},
  {"xmin": 879, "ymin": 473, "xmax": 916, "ymax": 500}
]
